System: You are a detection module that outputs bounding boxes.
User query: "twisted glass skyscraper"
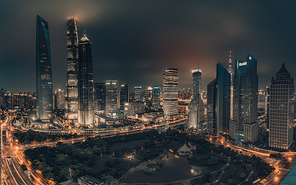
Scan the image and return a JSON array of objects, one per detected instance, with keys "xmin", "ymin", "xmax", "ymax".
[
  {"xmin": 36, "ymin": 15, "xmax": 53, "ymax": 121},
  {"xmin": 66, "ymin": 16, "xmax": 79, "ymax": 119}
]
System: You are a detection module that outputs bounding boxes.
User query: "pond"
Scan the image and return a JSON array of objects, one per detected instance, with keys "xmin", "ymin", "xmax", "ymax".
[{"xmin": 122, "ymin": 153, "xmax": 225, "ymax": 183}]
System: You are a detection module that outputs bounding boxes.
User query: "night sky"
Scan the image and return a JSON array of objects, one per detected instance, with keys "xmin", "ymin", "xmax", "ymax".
[{"xmin": 1, "ymin": 0, "xmax": 296, "ymax": 92}]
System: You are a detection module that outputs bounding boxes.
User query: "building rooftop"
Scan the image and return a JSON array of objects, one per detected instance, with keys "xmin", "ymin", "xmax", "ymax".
[{"xmin": 277, "ymin": 63, "xmax": 288, "ymax": 74}]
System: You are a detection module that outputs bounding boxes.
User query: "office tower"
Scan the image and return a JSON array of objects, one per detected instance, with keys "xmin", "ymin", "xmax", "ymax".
[
  {"xmin": 124, "ymin": 102, "xmax": 145, "ymax": 117},
  {"xmin": 163, "ymin": 68, "xmax": 178, "ymax": 118},
  {"xmin": 0, "ymin": 88, "xmax": 4, "ymax": 97},
  {"xmin": 54, "ymin": 89, "xmax": 65, "ymax": 110},
  {"xmin": 244, "ymin": 122, "xmax": 258, "ymax": 143},
  {"xmin": 66, "ymin": 15, "xmax": 79, "ymax": 119},
  {"xmin": 134, "ymin": 86, "xmax": 142, "ymax": 102},
  {"xmin": 78, "ymin": 31, "xmax": 94, "ymax": 126},
  {"xmin": 153, "ymin": 86, "xmax": 161, "ymax": 111},
  {"xmin": 230, "ymin": 55, "xmax": 258, "ymax": 141},
  {"xmin": 265, "ymin": 86, "xmax": 270, "ymax": 128},
  {"xmin": 36, "ymin": 15, "xmax": 53, "ymax": 121},
  {"xmin": 144, "ymin": 87, "xmax": 152, "ymax": 108},
  {"xmin": 129, "ymin": 92, "xmax": 135, "ymax": 103},
  {"xmin": 207, "ymin": 64, "xmax": 230, "ymax": 134},
  {"xmin": 269, "ymin": 64, "xmax": 294, "ymax": 149},
  {"xmin": 94, "ymin": 83, "xmax": 106, "ymax": 111},
  {"xmin": 120, "ymin": 84, "xmax": 128, "ymax": 110},
  {"xmin": 188, "ymin": 68, "xmax": 205, "ymax": 129},
  {"xmin": 106, "ymin": 80, "xmax": 118, "ymax": 118},
  {"xmin": 227, "ymin": 49, "xmax": 235, "ymax": 120}
]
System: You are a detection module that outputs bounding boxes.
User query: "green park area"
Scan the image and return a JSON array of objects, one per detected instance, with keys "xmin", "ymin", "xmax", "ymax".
[{"xmin": 23, "ymin": 129, "xmax": 273, "ymax": 185}]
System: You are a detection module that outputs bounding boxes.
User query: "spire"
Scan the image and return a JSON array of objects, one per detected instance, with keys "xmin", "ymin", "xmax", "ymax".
[
  {"xmin": 228, "ymin": 46, "xmax": 232, "ymax": 68},
  {"xmin": 80, "ymin": 29, "xmax": 89, "ymax": 42}
]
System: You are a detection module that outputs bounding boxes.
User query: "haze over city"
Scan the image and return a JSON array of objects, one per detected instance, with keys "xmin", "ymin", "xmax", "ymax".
[{"xmin": 1, "ymin": 0, "xmax": 296, "ymax": 92}]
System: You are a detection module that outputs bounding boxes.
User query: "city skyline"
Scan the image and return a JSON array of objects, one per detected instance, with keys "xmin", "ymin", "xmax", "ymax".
[{"xmin": 1, "ymin": 1, "xmax": 296, "ymax": 92}]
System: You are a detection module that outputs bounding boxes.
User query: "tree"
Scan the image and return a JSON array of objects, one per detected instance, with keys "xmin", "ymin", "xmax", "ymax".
[{"xmin": 240, "ymin": 173, "xmax": 246, "ymax": 178}]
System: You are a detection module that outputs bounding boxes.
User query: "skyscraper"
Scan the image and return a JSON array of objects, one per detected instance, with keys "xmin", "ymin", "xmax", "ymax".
[
  {"xmin": 134, "ymin": 86, "xmax": 142, "ymax": 102},
  {"xmin": 207, "ymin": 64, "xmax": 231, "ymax": 134},
  {"xmin": 153, "ymin": 86, "xmax": 161, "ymax": 111},
  {"xmin": 163, "ymin": 68, "xmax": 178, "ymax": 118},
  {"xmin": 227, "ymin": 49, "xmax": 235, "ymax": 120},
  {"xmin": 54, "ymin": 89, "xmax": 65, "ymax": 110},
  {"xmin": 66, "ymin": 15, "xmax": 79, "ymax": 119},
  {"xmin": 120, "ymin": 84, "xmax": 128, "ymax": 110},
  {"xmin": 94, "ymin": 83, "xmax": 106, "ymax": 112},
  {"xmin": 144, "ymin": 87, "xmax": 152, "ymax": 108},
  {"xmin": 78, "ymin": 31, "xmax": 94, "ymax": 126},
  {"xmin": 230, "ymin": 55, "xmax": 258, "ymax": 141},
  {"xmin": 106, "ymin": 80, "xmax": 118, "ymax": 118},
  {"xmin": 188, "ymin": 68, "xmax": 205, "ymax": 129},
  {"xmin": 269, "ymin": 64, "xmax": 294, "ymax": 149},
  {"xmin": 36, "ymin": 15, "xmax": 53, "ymax": 121}
]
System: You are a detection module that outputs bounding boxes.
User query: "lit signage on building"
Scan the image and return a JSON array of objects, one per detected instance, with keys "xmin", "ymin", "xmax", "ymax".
[
  {"xmin": 192, "ymin": 69, "xmax": 202, "ymax": 73},
  {"xmin": 239, "ymin": 62, "xmax": 247, "ymax": 66}
]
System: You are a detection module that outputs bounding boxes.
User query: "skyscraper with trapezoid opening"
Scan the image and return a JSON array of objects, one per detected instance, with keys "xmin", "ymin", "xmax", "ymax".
[{"xmin": 36, "ymin": 15, "xmax": 53, "ymax": 121}]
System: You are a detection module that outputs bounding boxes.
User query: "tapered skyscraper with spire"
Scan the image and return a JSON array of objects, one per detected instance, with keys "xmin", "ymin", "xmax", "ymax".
[
  {"xmin": 78, "ymin": 31, "xmax": 94, "ymax": 126},
  {"xmin": 66, "ymin": 15, "xmax": 79, "ymax": 119}
]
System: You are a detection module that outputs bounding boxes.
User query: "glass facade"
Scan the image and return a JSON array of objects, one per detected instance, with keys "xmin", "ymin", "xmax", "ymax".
[
  {"xmin": 106, "ymin": 80, "xmax": 118, "ymax": 118},
  {"xmin": 207, "ymin": 64, "xmax": 230, "ymax": 134},
  {"xmin": 36, "ymin": 15, "xmax": 53, "ymax": 121},
  {"xmin": 78, "ymin": 32, "xmax": 94, "ymax": 126},
  {"xmin": 94, "ymin": 83, "xmax": 106, "ymax": 112},
  {"xmin": 66, "ymin": 16, "xmax": 79, "ymax": 118},
  {"xmin": 231, "ymin": 56, "xmax": 258, "ymax": 140},
  {"xmin": 120, "ymin": 84, "xmax": 128, "ymax": 110}
]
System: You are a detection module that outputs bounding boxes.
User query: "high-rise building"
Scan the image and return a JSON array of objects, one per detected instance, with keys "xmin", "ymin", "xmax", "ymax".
[
  {"xmin": 106, "ymin": 80, "xmax": 118, "ymax": 118},
  {"xmin": 78, "ymin": 31, "xmax": 94, "ymax": 126},
  {"xmin": 163, "ymin": 68, "xmax": 178, "ymax": 118},
  {"xmin": 120, "ymin": 84, "xmax": 128, "ymax": 110},
  {"xmin": 134, "ymin": 86, "xmax": 142, "ymax": 102},
  {"xmin": 144, "ymin": 87, "xmax": 152, "ymax": 108},
  {"xmin": 227, "ymin": 49, "xmax": 235, "ymax": 120},
  {"xmin": 265, "ymin": 85, "xmax": 270, "ymax": 128},
  {"xmin": 269, "ymin": 64, "xmax": 294, "ymax": 149},
  {"xmin": 207, "ymin": 64, "xmax": 231, "ymax": 135},
  {"xmin": 66, "ymin": 15, "xmax": 79, "ymax": 119},
  {"xmin": 153, "ymin": 86, "xmax": 161, "ymax": 111},
  {"xmin": 230, "ymin": 55, "xmax": 258, "ymax": 141},
  {"xmin": 94, "ymin": 83, "xmax": 106, "ymax": 112},
  {"xmin": 188, "ymin": 68, "xmax": 205, "ymax": 130},
  {"xmin": 36, "ymin": 15, "xmax": 53, "ymax": 121},
  {"xmin": 54, "ymin": 89, "xmax": 65, "ymax": 110}
]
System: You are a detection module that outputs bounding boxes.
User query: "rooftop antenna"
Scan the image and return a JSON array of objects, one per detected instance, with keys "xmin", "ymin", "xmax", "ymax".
[{"xmin": 229, "ymin": 46, "xmax": 232, "ymax": 68}]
